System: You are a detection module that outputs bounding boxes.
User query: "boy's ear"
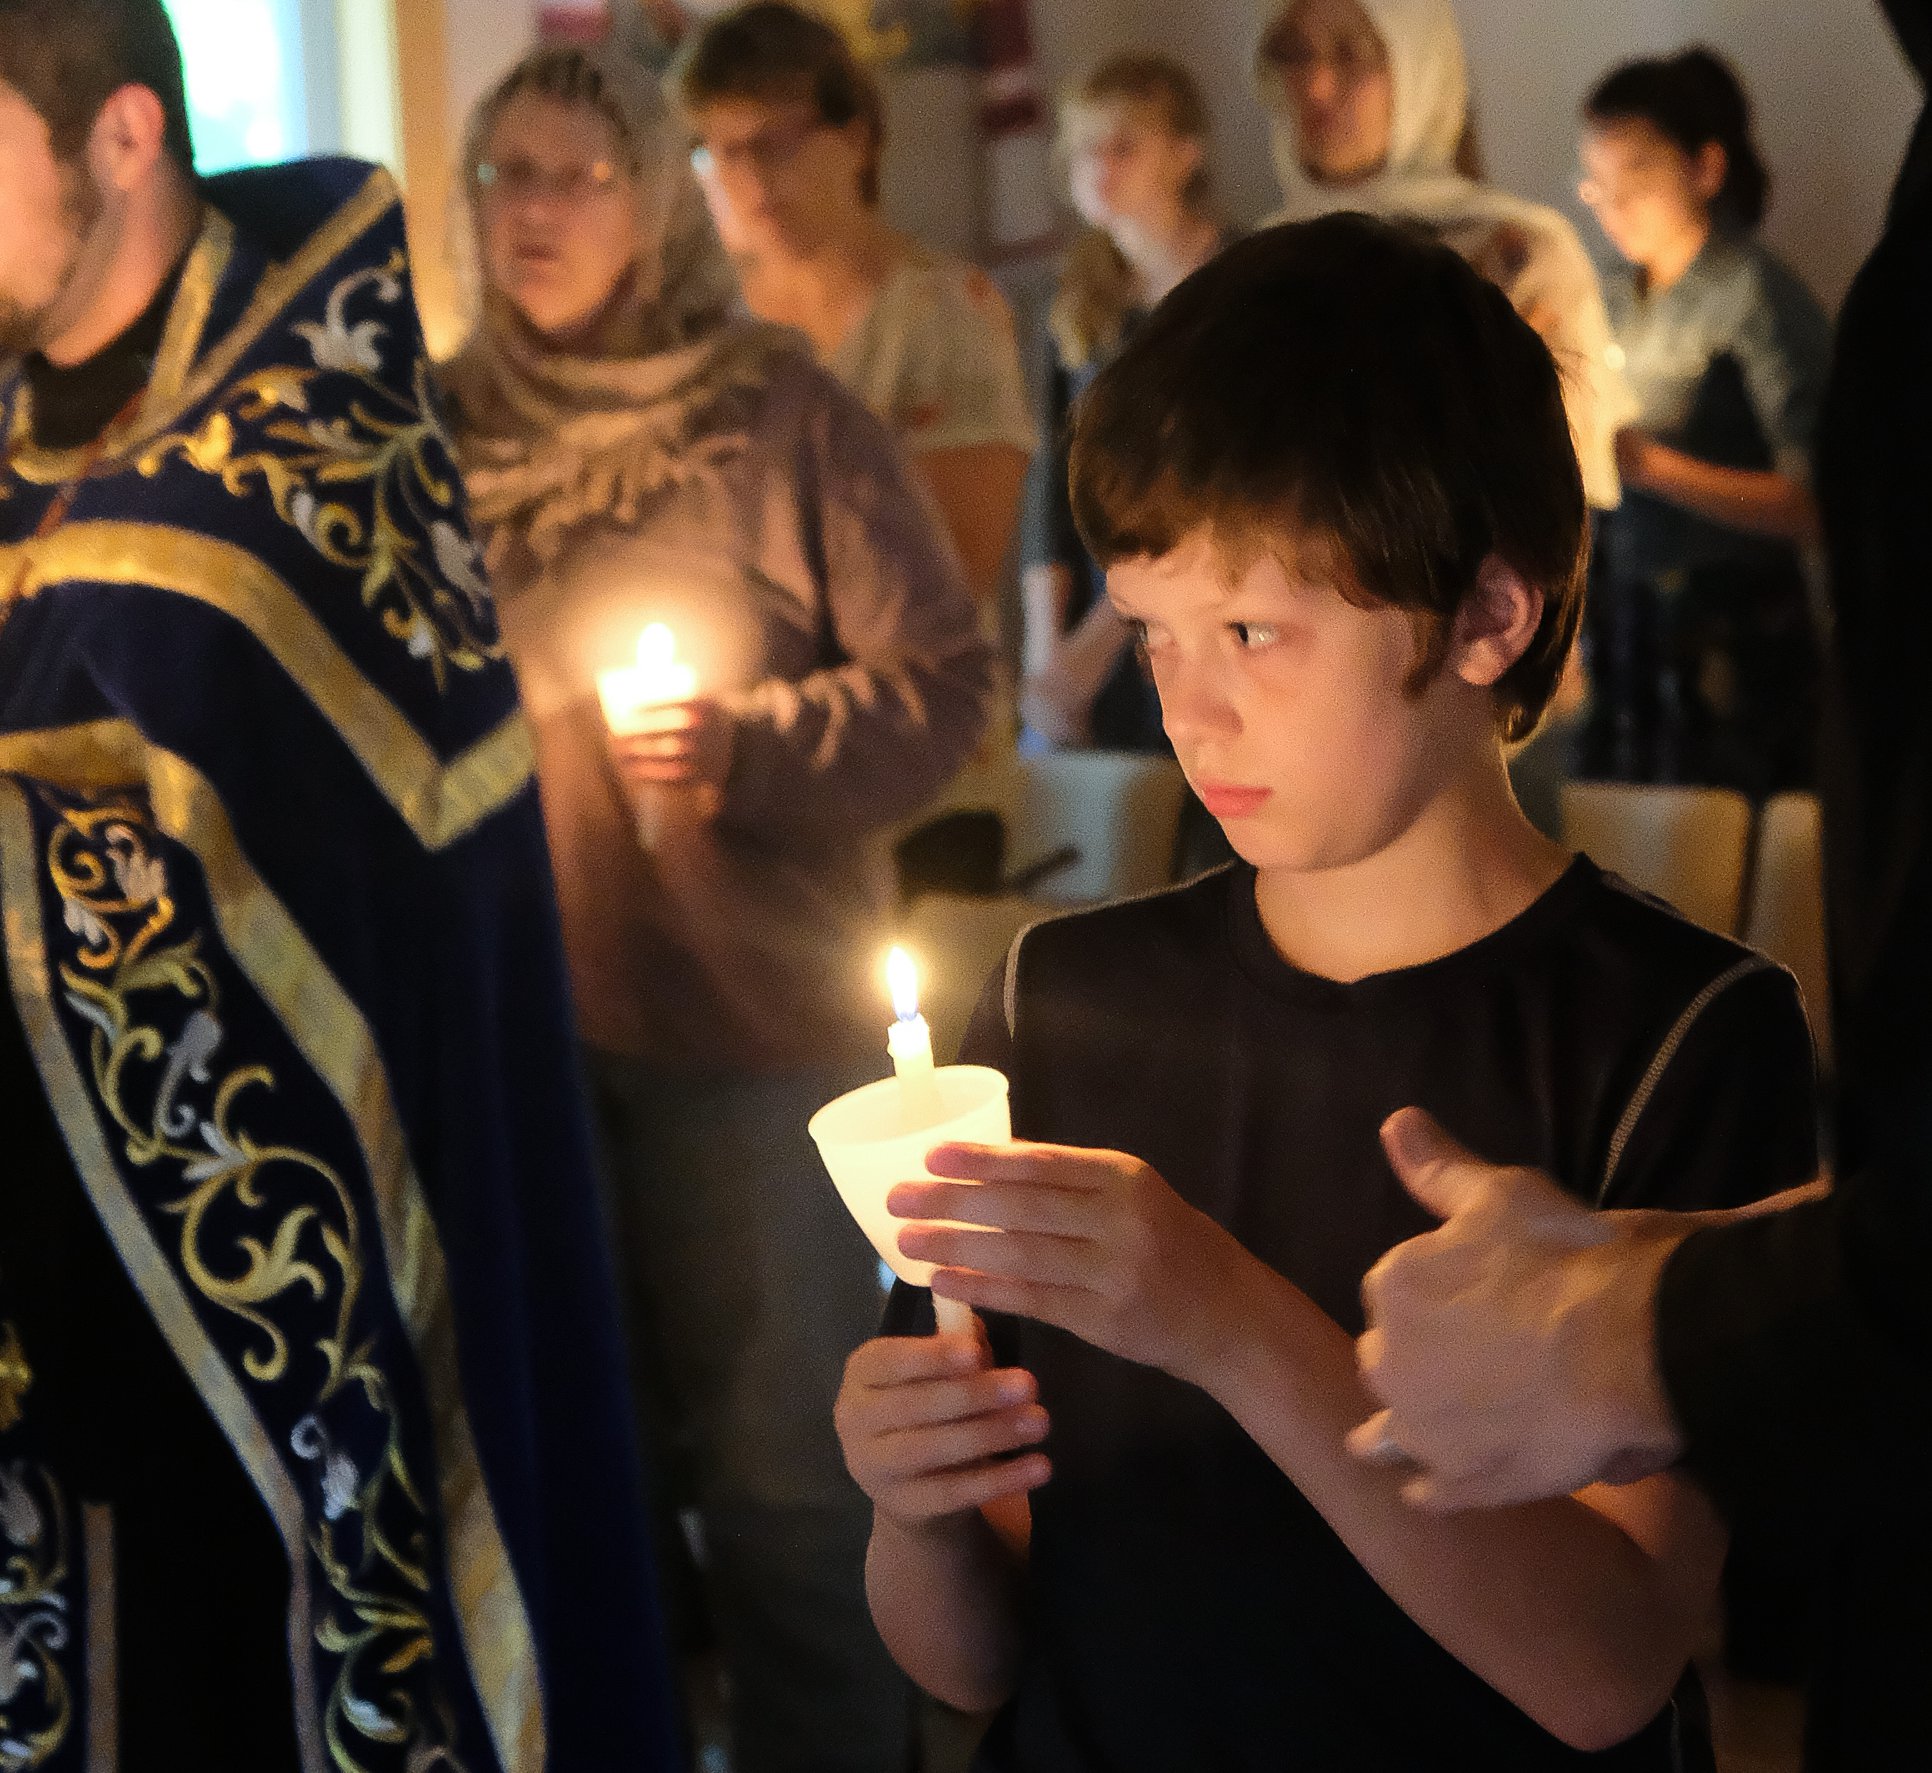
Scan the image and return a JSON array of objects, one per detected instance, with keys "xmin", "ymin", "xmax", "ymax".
[{"xmin": 1450, "ymin": 555, "xmax": 1544, "ymax": 691}]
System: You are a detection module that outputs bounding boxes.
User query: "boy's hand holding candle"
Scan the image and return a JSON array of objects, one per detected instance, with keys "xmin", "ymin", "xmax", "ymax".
[
  {"xmin": 891, "ymin": 1143, "xmax": 1259, "ymax": 1387},
  {"xmin": 835, "ymin": 1331, "xmax": 1052, "ymax": 1533}
]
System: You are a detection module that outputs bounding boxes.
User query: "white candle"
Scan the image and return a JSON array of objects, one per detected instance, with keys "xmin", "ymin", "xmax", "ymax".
[
  {"xmin": 885, "ymin": 948, "xmax": 974, "ymax": 1333},
  {"xmin": 598, "ymin": 624, "xmax": 697, "ymax": 851},
  {"xmin": 885, "ymin": 946, "xmax": 945, "ymax": 1132}
]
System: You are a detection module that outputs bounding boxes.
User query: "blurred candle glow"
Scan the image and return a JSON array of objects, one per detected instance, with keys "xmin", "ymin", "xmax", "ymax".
[
  {"xmin": 598, "ymin": 623, "xmax": 696, "ymax": 735},
  {"xmin": 599, "ymin": 624, "xmax": 697, "ymax": 852}
]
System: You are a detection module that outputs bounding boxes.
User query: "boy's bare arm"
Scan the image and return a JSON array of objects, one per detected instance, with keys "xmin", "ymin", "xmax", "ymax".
[
  {"xmin": 1212, "ymin": 1264, "xmax": 1725, "ymax": 1753},
  {"xmin": 836, "ymin": 1332, "xmax": 1045, "ymax": 1712},
  {"xmin": 896, "ymin": 1143, "xmax": 1726, "ymax": 1753}
]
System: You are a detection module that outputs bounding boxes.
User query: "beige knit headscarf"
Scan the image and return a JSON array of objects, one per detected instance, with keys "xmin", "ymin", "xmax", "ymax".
[{"xmin": 442, "ymin": 41, "xmax": 796, "ymax": 564}]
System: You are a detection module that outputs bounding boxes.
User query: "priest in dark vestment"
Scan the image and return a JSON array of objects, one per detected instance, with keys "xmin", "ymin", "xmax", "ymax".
[{"xmin": 0, "ymin": 3, "xmax": 676, "ymax": 1767}]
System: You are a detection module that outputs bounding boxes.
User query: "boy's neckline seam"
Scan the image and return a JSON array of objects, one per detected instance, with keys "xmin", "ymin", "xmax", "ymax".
[{"xmin": 1225, "ymin": 854, "xmax": 1597, "ymax": 1006}]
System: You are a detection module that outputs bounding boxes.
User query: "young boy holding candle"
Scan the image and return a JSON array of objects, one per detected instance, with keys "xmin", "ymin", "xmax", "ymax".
[{"xmin": 831, "ymin": 215, "xmax": 1820, "ymax": 1770}]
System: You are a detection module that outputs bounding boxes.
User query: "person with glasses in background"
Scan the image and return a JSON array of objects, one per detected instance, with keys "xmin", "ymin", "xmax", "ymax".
[
  {"xmin": 673, "ymin": 2, "xmax": 1034, "ymax": 619},
  {"xmin": 443, "ymin": 41, "xmax": 990, "ymax": 1773},
  {"xmin": 673, "ymin": 5, "xmax": 1033, "ymax": 897}
]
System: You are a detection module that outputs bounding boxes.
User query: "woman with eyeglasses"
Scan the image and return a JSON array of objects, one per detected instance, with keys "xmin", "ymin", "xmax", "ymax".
[
  {"xmin": 1254, "ymin": 0, "xmax": 1631, "ymax": 516},
  {"xmin": 672, "ymin": 2, "xmax": 1035, "ymax": 624},
  {"xmin": 1575, "ymin": 49, "xmax": 1831, "ymax": 794},
  {"xmin": 442, "ymin": 43, "xmax": 991, "ymax": 1773}
]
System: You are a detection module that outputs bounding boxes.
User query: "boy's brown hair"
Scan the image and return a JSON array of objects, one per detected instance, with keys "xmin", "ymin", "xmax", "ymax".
[
  {"xmin": 670, "ymin": 1, "xmax": 885, "ymax": 206},
  {"xmin": 1070, "ymin": 213, "xmax": 1588, "ymax": 741}
]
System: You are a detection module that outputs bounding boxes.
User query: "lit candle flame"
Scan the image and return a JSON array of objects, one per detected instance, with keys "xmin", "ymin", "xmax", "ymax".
[
  {"xmin": 637, "ymin": 622, "xmax": 679, "ymax": 677},
  {"xmin": 886, "ymin": 945, "xmax": 921, "ymax": 1023}
]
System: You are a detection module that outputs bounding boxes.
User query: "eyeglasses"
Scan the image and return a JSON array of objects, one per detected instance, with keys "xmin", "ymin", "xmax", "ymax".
[
  {"xmin": 1577, "ymin": 166, "xmax": 1675, "ymax": 210},
  {"xmin": 690, "ymin": 114, "xmax": 829, "ymax": 182},
  {"xmin": 1262, "ymin": 32, "xmax": 1387, "ymax": 87},
  {"xmin": 475, "ymin": 156, "xmax": 626, "ymax": 205}
]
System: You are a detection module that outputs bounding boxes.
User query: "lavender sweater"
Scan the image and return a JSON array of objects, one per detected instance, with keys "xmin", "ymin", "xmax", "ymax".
[{"xmin": 481, "ymin": 349, "xmax": 992, "ymax": 1071}]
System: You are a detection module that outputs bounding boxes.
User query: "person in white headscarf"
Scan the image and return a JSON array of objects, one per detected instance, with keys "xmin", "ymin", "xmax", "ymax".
[
  {"xmin": 1256, "ymin": 0, "xmax": 1634, "ymax": 510},
  {"xmin": 441, "ymin": 41, "xmax": 991, "ymax": 1773}
]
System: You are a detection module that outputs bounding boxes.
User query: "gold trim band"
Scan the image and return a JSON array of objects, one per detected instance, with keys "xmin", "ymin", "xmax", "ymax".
[
  {"xmin": 142, "ymin": 210, "xmax": 238, "ymax": 423},
  {"xmin": 0, "ymin": 522, "xmax": 533, "ymax": 851}
]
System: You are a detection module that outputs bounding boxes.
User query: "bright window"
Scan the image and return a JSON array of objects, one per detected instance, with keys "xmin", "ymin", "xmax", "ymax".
[{"xmin": 164, "ymin": 0, "xmax": 359, "ymax": 173}]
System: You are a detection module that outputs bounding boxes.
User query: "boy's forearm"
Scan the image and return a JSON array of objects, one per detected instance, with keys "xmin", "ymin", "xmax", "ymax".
[
  {"xmin": 1198, "ymin": 1263, "xmax": 1710, "ymax": 1752},
  {"xmin": 865, "ymin": 1509, "xmax": 1027, "ymax": 1714}
]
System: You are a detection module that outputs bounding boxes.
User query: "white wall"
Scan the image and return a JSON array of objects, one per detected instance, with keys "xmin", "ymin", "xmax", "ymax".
[
  {"xmin": 1679, "ymin": 0, "xmax": 1917, "ymax": 308},
  {"xmin": 444, "ymin": 0, "xmax": 541, "ymax": 139},
  {"xmin": 335, "ymin": 0, "xmax": 406, "ymax": 169}
]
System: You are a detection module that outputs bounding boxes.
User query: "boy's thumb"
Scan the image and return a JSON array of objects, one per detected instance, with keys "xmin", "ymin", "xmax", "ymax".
[{"xmin": 1378, "ymin": 1108, "xmax": 1487, "ymax": 1221}]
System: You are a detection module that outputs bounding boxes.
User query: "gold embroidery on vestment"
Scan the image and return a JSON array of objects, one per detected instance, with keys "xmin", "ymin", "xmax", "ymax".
[
  {"xmin": 0, "ymin": 739, "xmax": 545, "ymax": 1773},
  {"xmin": 141, "ymin": 171, "xmax": 399, "ymax": 451},
  {"xmin": 0, "ymin": 1454, "xmax": 73, "ymax": 1769},
  {"xmin": 0, "ymin": 1323, "xmax": 29, "ymax": 1433},
  {"xmin": 0, "ymin": 780, "xmax": 332, "ymax": 1773}
]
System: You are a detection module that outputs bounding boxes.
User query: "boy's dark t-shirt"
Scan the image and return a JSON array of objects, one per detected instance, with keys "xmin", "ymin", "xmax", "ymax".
[{"xmin": 888, "ymin": 856, "xmax": 1819, "ymax": 1772}]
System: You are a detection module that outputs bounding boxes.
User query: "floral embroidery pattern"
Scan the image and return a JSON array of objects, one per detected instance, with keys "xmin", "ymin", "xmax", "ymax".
[
  {"xmin": 132, "ymin": 252, "xmax": 499, "ymax": 693},
  {"xmin": 45, "ymin": 789, "xmax": 471, "ymax": 1772},
  {"xmin": 0, "ymin": 1450, "xmax": 71, "ymax": 1769}
]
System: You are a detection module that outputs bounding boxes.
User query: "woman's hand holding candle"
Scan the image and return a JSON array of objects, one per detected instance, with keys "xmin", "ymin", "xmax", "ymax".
[
  {"xmin": 891, "ymin": 1142, "xmax": 1260, "ymax": 1387},
  {"xmin": 609, "ymin": 698, "xmax": 735, "ymax": 795},
  {"xmin": 598, "ymin": 622, "xmax": 696, "ymax": 732},
  {"xmin": 600, "ymin": 623, "xmax": 731, "ymax": 836}
]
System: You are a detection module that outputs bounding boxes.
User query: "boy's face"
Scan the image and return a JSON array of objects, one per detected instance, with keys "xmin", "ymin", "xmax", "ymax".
[{"xmin": 1109, "ymin": 534, "xmax": 1493, "ymax": 873}]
